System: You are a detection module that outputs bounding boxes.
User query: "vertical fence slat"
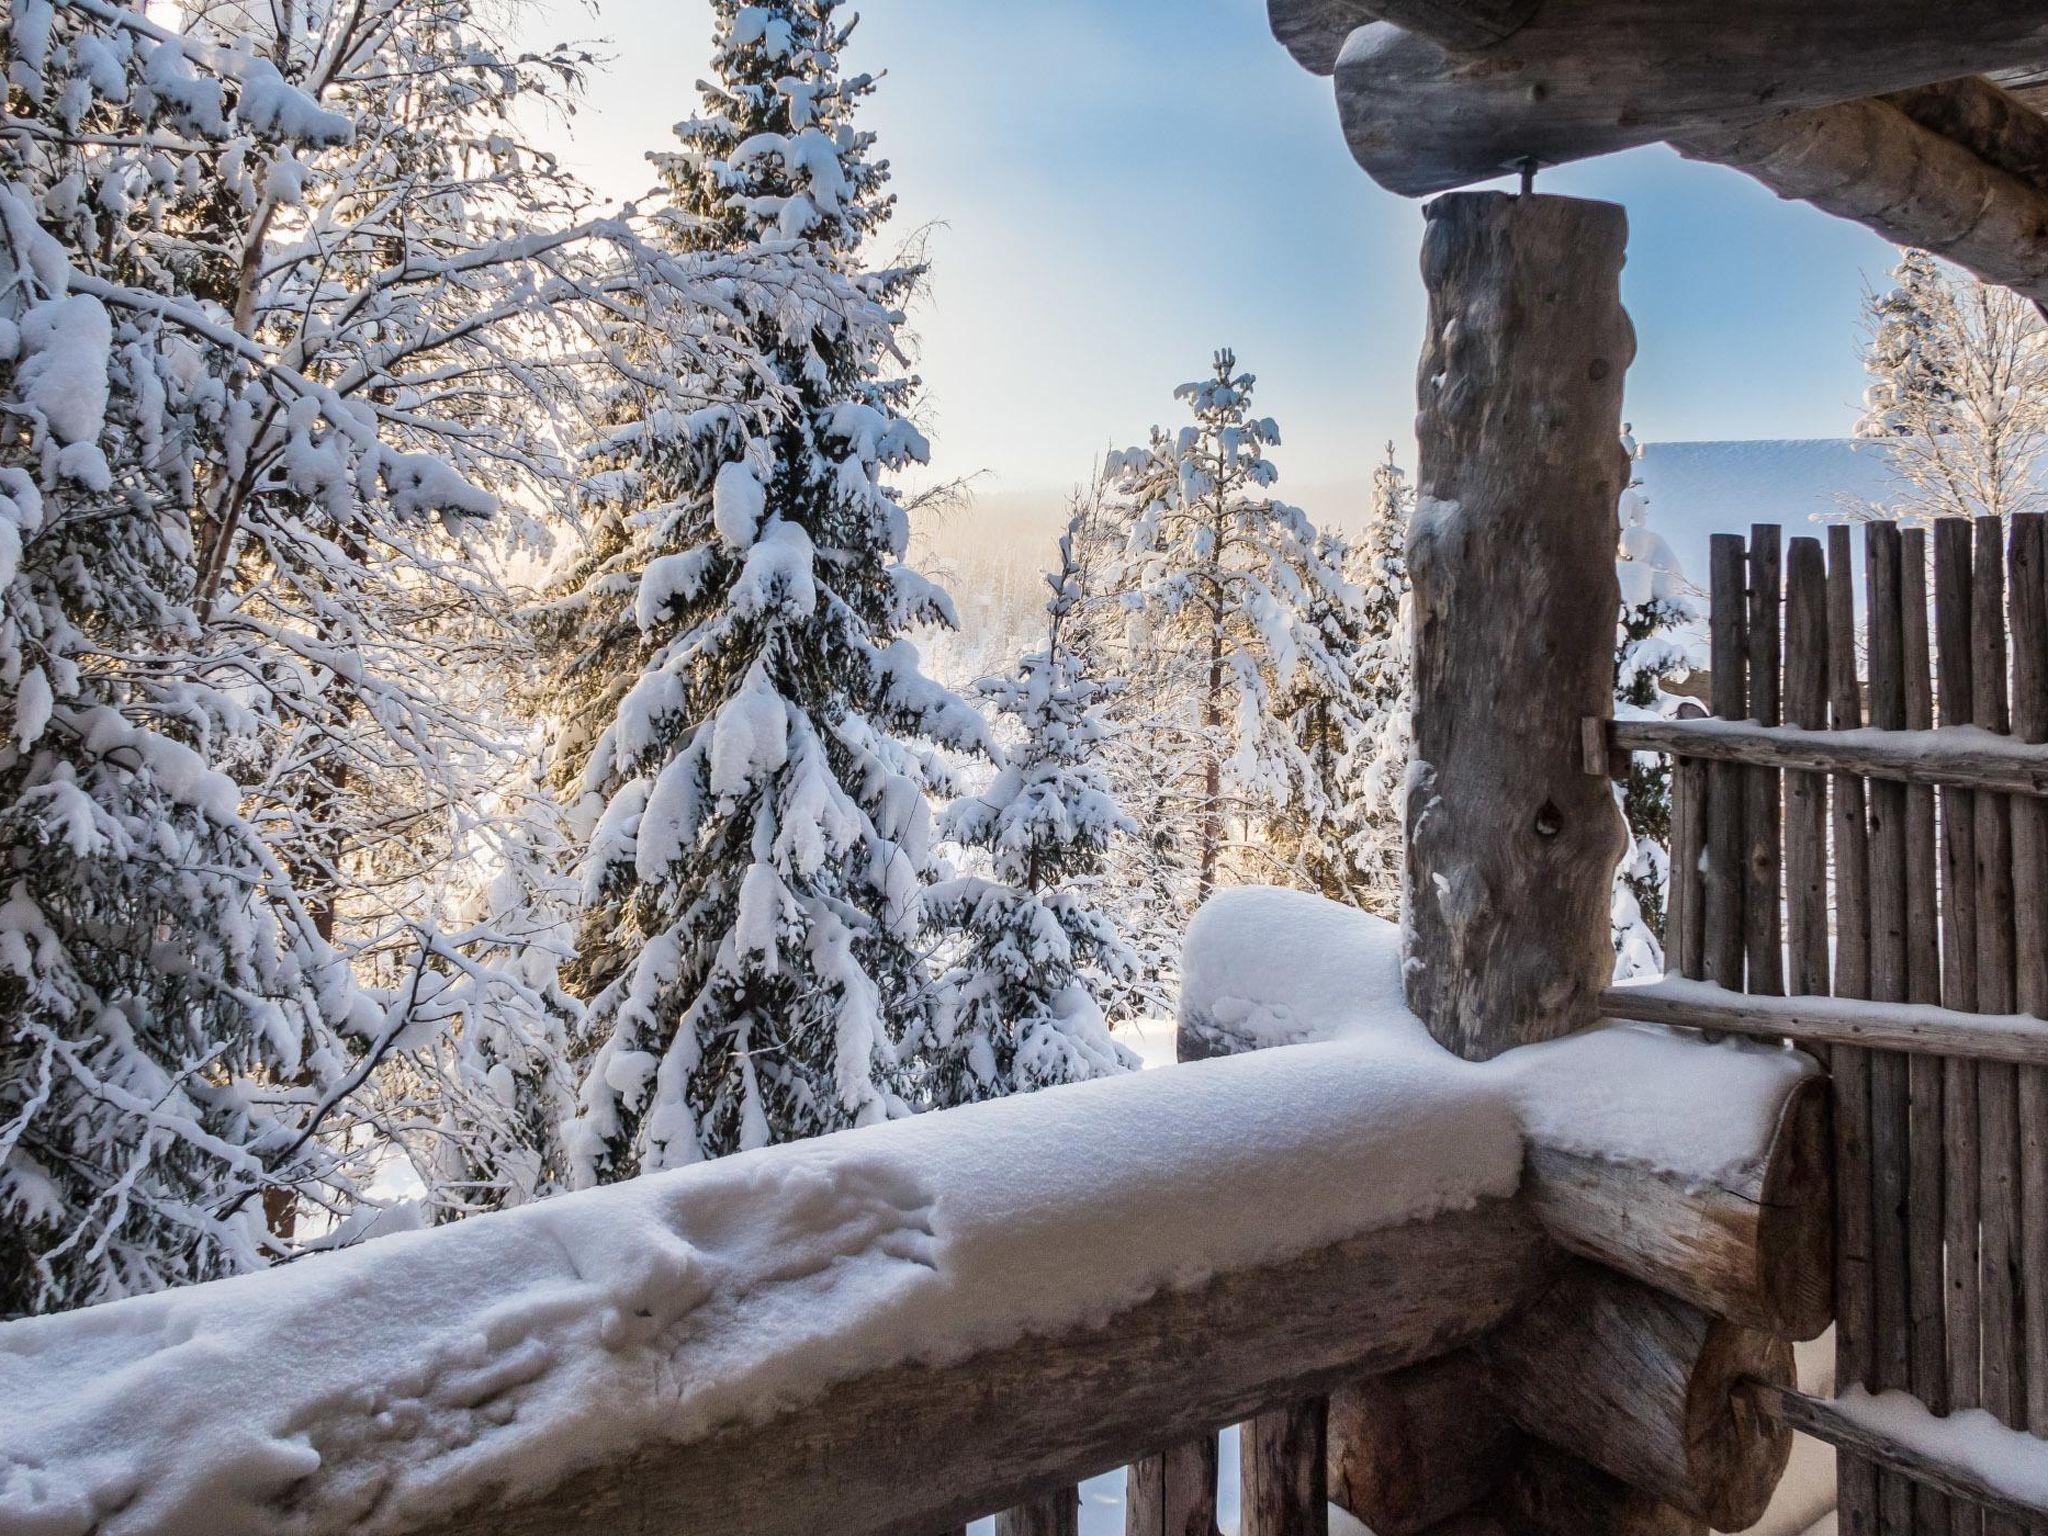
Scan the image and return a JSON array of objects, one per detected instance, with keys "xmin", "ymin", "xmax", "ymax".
[
  {"xmin": 1127, "ymin": 1437, "xmax": 1219, "ymax": 1536},
  {"xmin": 2007, "ymin": 514, "xmax": 2048, "ymax": 1457},
  {"xmin": 1746, "ymin": 523, "xmax": 1785, "ymax": 995},
  {"xmin": 1673, "ymin": 745, "xmax": 1708, "ymax": 981},
  {"xmin": 1972, "ymin": 518, "xmax": 2023, "ymax": 1536},
  {"xmin": 1829, "ymin": 522, "xmax": 1878, "ymax": 1536},
  {"xmin": 1934, "ymin": 520, "xmax": 1983, "ymax": 1536},
  {"xmin": 1242, "ymin": 1399, "xmax": 1328, "ymax": 1536},
  {"xmin": 999, "ymin": 1490, "xmax": 1080, "ymax": 1536},
  {"xmin": 1708, "ymin": 533, "xmax": 1750, "ymax": 990},
  {"xmin": 1785, "ymin": 537, "xmax": 1831, "ymax": 998},
  {"xmin": 1900, "ymin": 527, "xmax": 1950, "ymax": 1536},
  {"xmin": 1866, "ymin": 523, "xmax": 1915, "ymax": 1536}
]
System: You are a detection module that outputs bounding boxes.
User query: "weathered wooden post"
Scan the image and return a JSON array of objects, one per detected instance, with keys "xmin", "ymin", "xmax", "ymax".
[{"xmin": 1404, "ymin": 190, "xmax": 1634, "ymax": 1061}]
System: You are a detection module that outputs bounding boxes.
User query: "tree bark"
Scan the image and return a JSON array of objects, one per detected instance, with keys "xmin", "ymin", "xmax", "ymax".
[
  {"xmin": 1404, "ymin": 190, "xmax": 1631, "ymax": 1060},
  {"xmin": 1327, "ymin": 1353, "xmax": 1519, "ymax": 1536}
]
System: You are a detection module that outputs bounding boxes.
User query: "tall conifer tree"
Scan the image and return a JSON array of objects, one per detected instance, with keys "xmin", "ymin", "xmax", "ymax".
[{"xmin": 560, "ymin": 0, "xmax": 990, "ymax": 1176}]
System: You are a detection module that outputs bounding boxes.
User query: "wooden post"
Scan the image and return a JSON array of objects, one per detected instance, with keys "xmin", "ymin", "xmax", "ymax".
[
  {"xmin": 2008, "ymin": 514, "xmax": 2048, "ymax": 1458},
  {"xmin": 1243, "ymin": 1398, "xmax": 1329, "ymax": 1536},
  {"xmin": 1708, "ymin": 533, "xmax": 1751, "ymax": 991},
  {"xmin": 998, "ymin": 1491, "xmax": 1079, "ymax": 1536},
  {"xmin": 1405, "ymin": 190, "xmax": 1632, "ymax": 1060},
  {"xmin": 1744, "ymin": 523, "xmax": 1784, "ymax": 995},
  {"xmin": 1126, "ymin": 1439, "xmax": 1219, "ymax": 1536}
]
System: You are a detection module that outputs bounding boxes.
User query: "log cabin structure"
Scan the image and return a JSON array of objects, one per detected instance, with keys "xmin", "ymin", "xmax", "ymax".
[{"xmin": 7, "ymin": 4, "xmax": 2048, "ymax": 1536}]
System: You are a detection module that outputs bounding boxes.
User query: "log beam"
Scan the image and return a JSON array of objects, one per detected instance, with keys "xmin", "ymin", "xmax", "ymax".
[
  {"xmin": 1676, "ymin": 96, "xmax": 2048, "ymax": 305},
  {"xmin": 1479, "ymin": 1265, "xmax": 1795, "ymax": 1530},
  {"xmin": 1307, "ymin": 1, "xmax": 2048, "ymax": 195},
  {"xmin": 406, "ymin": 1204, "xmax": 1553, "ymax": 1536},
  {"xmin": 1885, "ymin": 76, "xmax": 2048, "ymax": 194},
  {"xmin": 1327, "ymin": 1353, "xmax": 1520, "ymax": 1536},
  {"xmin": 1524, "ymin": 1073, "xmax": 1834, "ymax": 1340},
  {"xmin": 1405, "ymin": 190, "xmax": 1631, "ymax": 1059},
  {"xmin": 1496, "ymin": 1442, "xmax": 1706, "ymax": 1536}
]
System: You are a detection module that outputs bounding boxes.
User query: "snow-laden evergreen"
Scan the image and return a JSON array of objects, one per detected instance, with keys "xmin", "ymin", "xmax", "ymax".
[
  {"xmin": 1853, "ymin": 249, "xmax": 2048, "ymax": 524},
  {"xmin": 926, "ymin": 518, "xmax": 1141, "ymax": 1103},
  {"xmin": 1611, "ymin": 429, "xmax": 1698, "ymax": 979},
  {"xmin": 0, "ymin": 3, "xmax": 369, "ymax": 1315},
  {"xmin": 557, "ymin": 0, "xmax": 992, "ymax": 1175},
  {"xmin": 1103, "ymin": 350, "xmax": 1355, "ymax": 923}
]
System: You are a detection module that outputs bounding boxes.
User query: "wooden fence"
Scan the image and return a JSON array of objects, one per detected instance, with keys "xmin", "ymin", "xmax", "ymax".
[{"xmin": 1602, "ymin": 513, "xmax": 2048, "ymax": 1534}]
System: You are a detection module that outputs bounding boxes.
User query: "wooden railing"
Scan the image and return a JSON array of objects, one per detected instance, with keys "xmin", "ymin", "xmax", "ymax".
[{"xmin": 1597, "ymin": 512, "xmax": 2048, "ymax": 1533}]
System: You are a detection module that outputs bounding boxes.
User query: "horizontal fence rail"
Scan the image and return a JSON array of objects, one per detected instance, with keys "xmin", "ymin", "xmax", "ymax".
[{"xmin": 1605, "ymin": 717, "xmax": 2048, "ymax": 797}]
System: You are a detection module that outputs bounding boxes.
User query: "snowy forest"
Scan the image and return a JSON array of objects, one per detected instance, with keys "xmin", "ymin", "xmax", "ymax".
[{"xmin": 1, "ymin": 0, "xmax": 2041, "ymax": 1328}]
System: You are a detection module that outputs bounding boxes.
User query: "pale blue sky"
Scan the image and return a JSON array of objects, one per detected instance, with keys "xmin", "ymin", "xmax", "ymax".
[{"xmin": 528, "ymin": 0, "xmax": 1902, "ymax": 501}]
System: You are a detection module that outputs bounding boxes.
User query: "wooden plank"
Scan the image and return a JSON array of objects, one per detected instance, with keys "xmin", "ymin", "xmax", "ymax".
[
  {"xmin": 1901, "ymin": 527, "xmax": 1951, "ymax": 1536},
  {"xmin": 1599, "ymin": 983, "xmax": 2048, "ymax": 1068},
  {"xmin": 1974, "ymin": 519, "xmax": 2023, "ymax": 1518},
  {"xmin": 403, "ymin": 1204, "xmax": 1553, "ymax": 1536},
  {"xmin": 1604, "ymin": 718, "xmax": 2048, "ymax": 797},
  {"xmin": 1784, "ymin": 537, "xmax": 1832, "ymax": 997},
  {"xmin": 2006, "ymin": 514, "xmax": 2048, "ymax": 1450},
  {"xmin": 1402, "ymin": 191, "xmax": 1632, "ymax": 1060},
  {"xmin": 1673, "ymin": 749, "xmax": 1709, "ymax": 981},
  {"xmin": 1745, "ymin": 1384, "xmax": 2048, "ymax": 1525},
  {"xmin": 1126, "ymin": 1438, "xmax": 1219, "ymax": 1536},
  {"xmin": 1708, "ymin": 532, "xmax": 1750, "ymax": 990},
  {"xmin": 1936, "ymin": 521, "xmax": 1985, "ymax": 1536},
  {"xmin": 1242, "ymin": 1399, "xmax": 1329, "ymax": 1536},
  {"xmin": 1000, "ymin": 1492, "xmax": 1080, "ymax": 1536},
  {"xmin": 1747, "ymin": 524, "xmax": 1786, "ymax": 995},
  {"xmin": 1866, "ymin": 524, "xmax": 1916, "ymax": 1536}
]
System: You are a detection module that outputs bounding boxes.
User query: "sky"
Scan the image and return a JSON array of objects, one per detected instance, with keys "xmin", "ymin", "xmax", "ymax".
[{"xmin": 522, "ymin": 0, "xmax": 1905, "ymax": 511}]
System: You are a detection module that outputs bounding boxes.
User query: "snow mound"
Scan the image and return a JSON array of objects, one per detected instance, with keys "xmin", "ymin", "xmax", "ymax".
[
  {"xmin": 0, "ymin": 1027, "xmax": 1519, "ymax": 1536},
  {"xmin": 1183, "ymin": 886, "xmax": 1817, "ymax": 1186}
]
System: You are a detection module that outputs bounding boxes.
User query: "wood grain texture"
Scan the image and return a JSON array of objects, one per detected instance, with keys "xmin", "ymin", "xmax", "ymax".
[
  {"xmin": 1971, "ymin": 521, "xmax": 2022, "ymax": 1523},
  {"xmin": 1328, "ymin": 1354, "xmax": 1517, "ymax": 1536},
  {"xmin": 1603, "ymin": 718, "xmax": 2048, "ymax": 797},
  {"xmin": 1599, "ymin": 984, "xmax": 2048, "ymax": 1068},
  {"xmin": 1496, "ymin": 1441, "xmax": 1707, "ymax": 1536},
  {"xmin": 1899, "ymin": 528, "xmax": 1951, "ymax": 1536},
  {"xmin": 1745, "ymin": 524, "xmax": 1785, "ymax": 995},
  {"xmin": 1934, "ymin": 519, "xmax": 1983, "ymax": 1482},
  {"xmin": 1243, "ymin": 1400, "xmax": 1329, "ymax": 1536},
  {"xmin": 1403, "ymin": 192, "xmax": 1630, "ymax": 1060},
  {"xmin": 1707, "ymin": 533, "xmax": 1750, "ymax": 990},
  {"xmin": 1886, "ymin": 76, "xmax": 2048, "ymax": 194},
  {"xmin": 1784, "ymin": 538, "xmax": 1832, "ymax": 998},
  {"xmin": 1478, "ymin": 1264, "xmax": 1794, "ymax": 1530},
  {"xmin": 1126, "ymin": 1438, "xmax": 1220, "ymax": 1536},
  {"xmin": 1521, "ymin": 1072, "xmax": 1833, "ymax": 1340},
  {"xmin": 1319, "ymin": 4, "xmax": 2048, "ymax": 198},
  {"xmin": 1747, "ymin": 1384, "xmax": 2048, "ymax": 1524},
  {"xmin": 1678, "ymin": 96, "xmax": 2048, "ymax": 304},
  {"xmin": 1000, "ymin": 1491, "xmax": 1080, "ymax": 1536},
  {"xmin": 402, "ymin": 1205, "xmax": 1553, "ymax": 1536},
  {"xmin": 2005, "ymin": 515, "xmax": 2048, "ymax": 1447},
  {"xmin": 1866, "ymin": 523, "xmax": 1915, "ymax": 1536}
]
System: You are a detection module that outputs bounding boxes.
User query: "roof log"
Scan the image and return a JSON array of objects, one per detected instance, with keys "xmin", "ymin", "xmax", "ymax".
[
  {"xmin": 1276, "ymin": 0, "xmax": 2048, "ymax": 196},
  {"xmin": 1675, "ymin": 96, "xmax": 2048, "ymax": 305}
]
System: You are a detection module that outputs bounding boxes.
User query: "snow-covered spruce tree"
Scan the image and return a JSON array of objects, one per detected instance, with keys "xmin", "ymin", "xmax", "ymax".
[
  {"xmin": 559, "ymin": 0, "xmax": 992, "ymax": 1175},
  {"xmin": 1106, "ymin": 350, "xmax": 1352, "ymax": 912},
  {"xmin": 1853, "ymin": 249, "xmax": 2048, "ymax": 524},
  {"xmin": 0, "ymin": 8, "xmax": 371, "ymax": 1315},
  {"xmin": 1269, "ymin": 525, "xmax": 1375, "ymax": 902},
  {"xmin": 925, "ymin": 518, "xmax": 1141, "ymax": 1104},
  {"xmin": 1342, "ymin": 442, "xmax": 1415, "ymax": 921},
  {"xmin": 1611, "ymin": 430, "xmax": 1698, "ymax": 979},
  {"xmin": 1049, "ymin": 476, "xmax": 1185, "ymax": 1026}
]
